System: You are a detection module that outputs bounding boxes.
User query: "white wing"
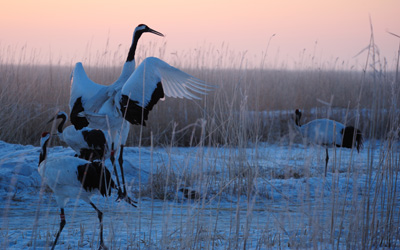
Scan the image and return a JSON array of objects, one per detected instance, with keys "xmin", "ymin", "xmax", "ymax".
[
  {"xmin": 69, "ymin": 62, "xmax": 106, "ymax": 112},
  {"xmin": 120, "ymin": 57, "xmax": 214, "ymax": 125},
  {"xmin": 39, "ymin": 157, "xmax": 89, "ymax": 187},
  {"xmin": 302, "ymin": 119, "xmax": 345, "ymax": 146},
  {"xmin": 60, "ymin": 126, "xmax": 87, "ymax": 153},
  {"xmin": 69, "ymin": 61, "xmax": 130, "ymax": 129},
  {"xmin": 122, "ymin": 57, "xmax": 212, "ymax": 106},
  {"xmin": 84, "ymin": 61, "xmax": 137, "ymax": 112},
  {"xmin": 68, "ymin": 25, "xmax": 163, "ymax": 131}
]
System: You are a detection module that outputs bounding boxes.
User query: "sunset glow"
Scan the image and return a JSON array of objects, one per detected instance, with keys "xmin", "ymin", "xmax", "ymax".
[{"xmin": 1, "ymin": 0, "xmax": 399, "ymax": 68}]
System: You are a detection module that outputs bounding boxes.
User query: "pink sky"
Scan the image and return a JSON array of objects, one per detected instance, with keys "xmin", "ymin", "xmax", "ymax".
[{"xmin": 1, "ymin": 0, "xmax": 399, "ymax": 69}]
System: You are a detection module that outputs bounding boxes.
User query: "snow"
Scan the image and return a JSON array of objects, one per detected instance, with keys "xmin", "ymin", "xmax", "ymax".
[{"xmin": 0, "ymin": 139, "xmax": 399, "ymax": 249}]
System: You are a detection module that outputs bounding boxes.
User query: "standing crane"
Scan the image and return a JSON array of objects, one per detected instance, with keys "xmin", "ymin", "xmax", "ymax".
[
  {"xmin": 69, "ymin": 25, "xmax": 214, "ymax": 199},
  {"xmin": 294, "ymin": 109, "xmax": 363, "ymax": 176},
  {"xmin": 69, "ymin": 24, "xmax": 164, "ymax": 130},
  {"xmin": 78, "ymin": 56, "xmax": 214, "ymax": 197},
  {"xmin": 69, "ymin": 24, "xmax": 164, "ymax": 197},
  {"xmin": 38, "ymin": 132, "xmax": 136, "ymax": 250}
]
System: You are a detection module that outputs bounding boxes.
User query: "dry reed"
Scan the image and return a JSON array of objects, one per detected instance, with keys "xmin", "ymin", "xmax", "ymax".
[{"xmin": 0, "ymin": 23, "xmax": 399, "ymax": 249}]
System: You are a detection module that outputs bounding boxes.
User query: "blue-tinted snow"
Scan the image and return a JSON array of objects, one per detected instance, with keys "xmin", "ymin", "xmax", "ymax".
[{"xmin": 0, "ymin": 139, "xmax": 398, "ymax": 249}]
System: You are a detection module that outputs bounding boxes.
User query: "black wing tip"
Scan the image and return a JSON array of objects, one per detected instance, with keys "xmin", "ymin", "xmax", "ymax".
[
  {"xmin": 71, "ymin": 97, "xmax": 89, "ymax": 130},
  {"xmin": 120, "ymin": 83, "xmax": 164, "ymax": 125},
  {"xmin": 77, "ymin": 162, "xmax": 116, "ymax": 197},
  {"xmin": 343, "ymin": 126, "xmax": 363, "ymax": 152}
]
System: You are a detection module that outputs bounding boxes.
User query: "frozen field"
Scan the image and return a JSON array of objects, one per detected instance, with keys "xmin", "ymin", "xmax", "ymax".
[{"xmin": 1, "ymin": 137, "xmax": 398, "ymax": 249}]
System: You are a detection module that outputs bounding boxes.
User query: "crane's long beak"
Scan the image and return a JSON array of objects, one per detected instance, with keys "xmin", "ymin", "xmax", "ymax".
[
  {"xmin": 148, "ymin": 28, "xmax": 164, "ymax": 37},
  {"xmin": 47, "ymin": 117, "xmax": 56, "ymax": 124},
  {"xmin": 46, "ymin": 118, "xmax": 58, "ymax": 136}
]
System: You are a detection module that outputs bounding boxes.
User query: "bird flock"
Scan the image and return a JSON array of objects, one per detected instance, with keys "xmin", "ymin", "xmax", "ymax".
[
  {"xmin": 38, "ymin": 25, "xmax": 363, "ymax": 249},
  {"xmin": 40, "ymin": 24, "xmax": 213, "ymax": 250}
]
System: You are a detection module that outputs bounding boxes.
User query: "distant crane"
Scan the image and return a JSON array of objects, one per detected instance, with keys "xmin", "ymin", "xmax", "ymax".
[
  {"xmin": 48, "ymin": 111, "xmax": 110, "ymax": 161},
  {"xmin": 294, "ymin": 109, "xmax": 363, "ymax": 176},
  {"xmin": 38, "ymin": 132, "xmax": 136, "ymax": 250}
]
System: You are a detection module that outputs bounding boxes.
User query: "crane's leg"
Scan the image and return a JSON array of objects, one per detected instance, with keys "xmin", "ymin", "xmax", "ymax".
[
  {"xmin": 51, "ymin": 208, "xmax": 66, "ymax": 250},
  {"xmin": 90, "ymin": 202, "xmax": 108, "ymax": 250},
  {"xmin": 115, "ymin": 144, "xmax": 137, "ymax": 207},
  {"xmin": 118, "ymin": 145, "xmax": 127, "ymax": 195},
  {"xmin": 110, "ymin": 143, "xmax": 123, "ymax": 198},
  {"xmin": 325, "ymin": 148, "xmax": 329, "ymax": 177}
]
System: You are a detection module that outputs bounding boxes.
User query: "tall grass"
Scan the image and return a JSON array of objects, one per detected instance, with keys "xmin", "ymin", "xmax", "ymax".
[
  {"xmin": 1, "ymin": 23, "xmax": 400, "ymax": 249},
  {"xmin": 0, "ymin": 43, "xmax": 397, "ymax": 146}
]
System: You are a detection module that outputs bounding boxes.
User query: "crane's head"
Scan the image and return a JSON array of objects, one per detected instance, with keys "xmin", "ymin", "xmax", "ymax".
[
  {"xmin": 127, "ymin": 24, "xmax": 164, "ymax": 62},
  {"xmin": 135, "ymin": 24, "xmax": 164, "ymax": 37},
  {"xmin": 295, "ymin": 109, "xmax": 302, "ymax": 126},
  {"xmin": 56, "ymin": 111, "xmax": 68, "ymax": 120},
  {"xmin": 40, "ymin": 132, "xmax": 51, "ymax": 147},
  {"xmin": 47, "ymin": 111, "xmax": 68, "ymax": 124}
]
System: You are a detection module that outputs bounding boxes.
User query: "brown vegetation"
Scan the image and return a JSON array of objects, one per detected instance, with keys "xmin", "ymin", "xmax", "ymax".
[{"xmin": 0, "ymin": 59, "xmax": 397, "ymax": 146}]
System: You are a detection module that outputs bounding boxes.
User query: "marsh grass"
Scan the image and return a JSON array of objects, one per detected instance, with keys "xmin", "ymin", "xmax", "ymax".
[
  {"xmin": 1, "ymin": 24, "xmax": 400, "ymax": 249},
  {"xmin": 0, "ymin": 40, "xmax": 398, "ymax": 146}
]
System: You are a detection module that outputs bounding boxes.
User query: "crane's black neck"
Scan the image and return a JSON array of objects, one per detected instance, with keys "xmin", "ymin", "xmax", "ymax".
[
  {"xmin": 295, "ymin": 110, "xmax": 302, "ymax": 127},
  {"xmin": 57, "ymin": 114, "xmax": 67, "ymax": 133},
  {"xmin": 39, "ymin": 139, "xmax": 49, "ymax": 165},
  {"xmin": 126, "ymin": 31, "xmax": 144, "ymax": 62}
]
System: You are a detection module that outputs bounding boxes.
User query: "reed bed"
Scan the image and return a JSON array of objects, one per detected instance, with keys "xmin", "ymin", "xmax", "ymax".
[
  {"xmin": 0, "ymin": 50, "xmax": 397, "ymax": 146},
  {"xmin": 0, "ymin": 27, "xmax": 399, "ymax": 249}
]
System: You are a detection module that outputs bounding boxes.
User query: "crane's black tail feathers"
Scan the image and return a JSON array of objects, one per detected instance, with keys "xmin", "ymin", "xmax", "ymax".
[
  {"xmin": 77, "ymin": 162, "xmax": 116, "ymax": 197},
  {"xmin": 342, "ymin": 126, "xmax": 363, "ymax": 152},
  {"xmin": 77, "ymin": 162, "xmax": 138, "ymax": 207}
]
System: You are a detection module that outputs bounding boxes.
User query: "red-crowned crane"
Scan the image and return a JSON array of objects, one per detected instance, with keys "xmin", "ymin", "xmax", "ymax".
[
  {"xmin": 69, "ymin": 24, "xmax": 214, "ymax": 199},
  {"xmin": 118, "ymin": 56, "xmax": 213, "ymax": 126},
  {"xmin": 294, "ymin": 109, "xmax": 363, "ymax": 177},
  {"xmin": 69, "ymin": 24, "xmax": 164, "ymax": 130},
  {"xmin": 38, "ymin": 132, "xmax": 136, "ymax": 250},
  {"xmin": 69, "ymin": 24, "xmax": 164, "ymax": 197},
  {"xmin": 48, "ymin": 111, "xmax": 111, "ymax": 161}
]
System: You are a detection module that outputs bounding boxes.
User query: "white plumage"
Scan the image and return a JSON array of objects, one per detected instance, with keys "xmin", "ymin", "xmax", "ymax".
[
  {"xmin": 68, "ymin": 25, "xmax": 164, "ymax": 197},
  {"xmin": 68, "ymin": 24, "xmax": 214, "ymax": 198},
  {"xmin": 122, "ymin": 56, "xmax": 209, "ymax": 102},
  {"xmin": 38, "ymin": 132, "xmax": 130, "ymax": 250},
  {"xmin": 69, "ymin": 24, "xmax": 164, "ymax": 131},
  {"xmin": 39, "ymin": 152, "xmax": 104, "ymax": 208},
  {"xmin": 118, "ymin": 56, "xmax": 213, "ymax": 125},
  {"xmin": 48, "ymin": 111, "xmax": 110, "ymax": 161},
  {"xmin": 76, "ymin": 56, "xmax": 213, "ymax": 128},
  {"xmin": 296, "ymin": 118, "xmax": 346, "ymax": 147},
  {"xmin": 294, "ymin": 109, "xmax": 363, "ymax": 176}
]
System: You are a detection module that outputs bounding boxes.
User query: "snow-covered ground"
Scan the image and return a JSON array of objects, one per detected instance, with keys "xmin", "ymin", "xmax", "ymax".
[{"xmin": 0, "ymin": 139, "xmax": 399, "ymax": 249}]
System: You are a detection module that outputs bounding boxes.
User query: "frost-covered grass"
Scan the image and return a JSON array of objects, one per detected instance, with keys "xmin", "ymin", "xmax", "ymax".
[
  {"xmin": 0, "ymin": 40, "xmax": 398, "ymax": 146},
  {"xmin": 1, "ymin": 133, "xmax": 399, "ymax": 249},
  {"xmin": 1, "ymin": 26, "xmax": 400, "ymax": 249}
]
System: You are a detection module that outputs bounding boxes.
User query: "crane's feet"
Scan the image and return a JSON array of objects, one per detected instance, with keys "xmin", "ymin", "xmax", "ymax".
[{"xmin": 116, "ymin": 188, "xmax": 137, "ymax": 207}]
